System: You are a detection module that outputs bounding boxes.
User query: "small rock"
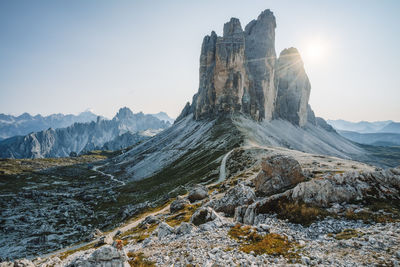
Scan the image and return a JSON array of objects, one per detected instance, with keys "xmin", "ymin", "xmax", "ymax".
[
  {"xmin": 396, "ymin": 250, "xmax": 400, "ymax": 259},
  {"xmin": 301, "ymin": 256, "xmax": 311, "ymax": 265},
  {"xmin": 157, "ymin": 222, "xmax": 175, "ymax": 239},
  {"xmin": 176, "ymin": 222, "xmax": 194, "ymax": 235},
  {"xmin": 95, "ymin": 235, "xmax": 113, "ymax": 247},
  {"xmin": 190, "ymin": 207, "xmax": 226, "ymax": 226},
  {"xmin": 140, "ymin": 215, "xmax": 160, "ymax": 226}
]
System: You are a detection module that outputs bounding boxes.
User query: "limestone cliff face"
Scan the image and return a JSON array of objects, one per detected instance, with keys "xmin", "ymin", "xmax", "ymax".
[
  {"xmin": 244, "ymin": 10, "xmax": 277, "ymax": 121},
  {"xmin": 274, "ymin": 48, "xmax": 311, "ymax": 127},
  {"xmin": 194, "ymin": 12, "xmax": 276, "ymax": 121},
  {"xmin": 179, "ymin": 9, "xmax": 315, "ymax": 126},
  {"xmin": 194, "ymin": 18, "xmax": 248, "ymax": 119}
]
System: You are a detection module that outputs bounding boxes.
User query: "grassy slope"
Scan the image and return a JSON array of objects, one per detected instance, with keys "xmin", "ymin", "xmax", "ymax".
[{"xmin": 95, "ymin": 116, "xmax": 245, "ymax": 225}]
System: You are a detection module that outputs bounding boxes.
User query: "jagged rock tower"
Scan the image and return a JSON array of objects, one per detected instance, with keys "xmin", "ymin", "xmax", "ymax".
[{"xmin": 178, "ymin": 9, "xmax": 313, "ymax": 127}]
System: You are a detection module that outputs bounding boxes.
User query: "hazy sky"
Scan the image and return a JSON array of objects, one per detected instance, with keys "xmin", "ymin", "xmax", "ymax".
[{"xmin": 0, "ymin": 0, "xmax": 399, "ymax": 121}]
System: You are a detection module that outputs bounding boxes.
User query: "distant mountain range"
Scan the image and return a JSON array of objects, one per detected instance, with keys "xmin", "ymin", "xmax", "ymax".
[
  {"xmin": 0, "ymin": 110, "xmax": 98, "ymax": 140},
  {"xmin": 151, "ymin": 112, "xmax": 175, "ymax": 124},
  {"xmin": 328, "ymin": 119, "xmax": 400, "ymax": 147},
  {"xmin": 327, "ymin": 119, "xmax": 400, "ymax": 133},
  {"xmin": 0, "ymin": 107, "xmax": 171, "ymax": 158}
]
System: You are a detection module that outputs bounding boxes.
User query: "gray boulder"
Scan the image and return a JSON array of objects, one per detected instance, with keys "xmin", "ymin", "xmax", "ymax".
[
  {"xmin": 188, "ymin": 185, "xmax": 208, "ymax": 203},
  {"xmin": 176, "ymin": 222, "xmax": 194, "ymax": 235},
  {"xmin": 190, "ymin": 207, "xmax": 228, "ymax": 227},
  {"xmin": 140, "ymin": 215, "xmax": 160, "ymax": 226},
  {"xmin": 254, "ymin": 155, "xmax": 305, "ymax": 196},
  {"xmin": 291, "ymin": 168, "xmax": 400, "ymax": 207},
  {"xmin": 157, "ymin": 222, "xmax": 175, "ymax": 239},
  {"xmin": 212, "ymin": 184, "xmax": 256, "ymax": 216},
  {"xmin": 170, "ymin": 197, "xmax": 189, "ymax": 213},
  {"xmin": 66, "ymin": 245, "xmax": 129, "ymax": 267},
  {"xmin": 90, "ymin": 229, "xmax": 103, "ymax": 240},
  {"xmin": 95, "ymin": 235, "xmax": 113, "ymax": 247}
]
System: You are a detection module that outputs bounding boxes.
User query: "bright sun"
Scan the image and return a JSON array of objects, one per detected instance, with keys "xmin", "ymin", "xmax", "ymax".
[{"xmin": 304, "ymin": 39, "xmax": 328, "ymax": 63}]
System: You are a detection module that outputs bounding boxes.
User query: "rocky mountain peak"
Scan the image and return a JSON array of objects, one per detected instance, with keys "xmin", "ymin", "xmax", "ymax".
[
  {"xmin": 274, "ymin": 47, "xmax": 311, "ymax": 127},
  {"xmin": 179, "ymin": 9, "xmax": 314, "ymax": 126},
  {"xmin": 277, "ymin": 47, "xmax": 304, "ymax": 69},
  {"xmin": 256, "ymin": 9, "xmax": 276, "ymax": 24},
  {"xmin": 114, "ymin": 107, "xmax": 134, "ymax": 120},
  {"xmin": 223, "ymin": 18, "xmax": 243, "ymax": 37}
]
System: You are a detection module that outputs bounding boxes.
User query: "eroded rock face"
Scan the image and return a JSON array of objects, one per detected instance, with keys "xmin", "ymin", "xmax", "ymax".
[
  {"xmin": 274, "ymin": 48, "xmax": 311, "ymax": 127},
  {"xmin": 291, "ymin": 168, "xmax": 400, "ymax": 207},
  {"xmin": 254, "ymin": 155, "xmax": 305, "ymax": 196},
  {"xmin": 212, "ymin": 184, "xmax": 256, "ymax": 216},
  {"xmin": 244, "ymin": 9, "xmax": 277, "ymax": 121},
  {"xmin": 192, "ymin": 10, "xmax": 277, "ymax": 121},
  {"xmin": 236, "ymin": 167, "xmax": 400, "ymax": 225},
  {"xmin": 178, "ymin": 9, "xmax": 314, "ymax": 126}
]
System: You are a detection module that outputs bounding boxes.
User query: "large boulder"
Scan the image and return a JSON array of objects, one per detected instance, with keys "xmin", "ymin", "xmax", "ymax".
[
  {"xmin": 236, "ymin": 167, "xmax": 400, "ymax": 225},
  {"xmin": 188, "ymin": 185, "xmax": 208, "ymax": 203},
  {"xmin": 254, "ymin": 155, "xmax": 305, "ymax": 196},
  {"xmin": 212, "ymin": 184, "xmax": 256, "ymax": 216},
  {"xmin": 170, "ymin": 197, "xmax": 189, "ymax": 213},
  {"xmin": 291, "ymin": 168, "xmax": 400, "ymax": 207},
  {"xmin": 66, "ymin": 245, "xmax": 129, "ymax": 267}
]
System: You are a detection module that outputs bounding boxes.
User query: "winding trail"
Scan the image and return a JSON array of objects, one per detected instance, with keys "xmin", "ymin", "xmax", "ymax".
[
  {"xmin": 43, "ymin": 203, "xmax": 171, "ymax": 259},
  {"xmin": 92, "ymin": 164, "xmax": 126, "ymax": 186},
  {"xmin": 217, "ymin": 149, "xmax": 234, "ymax": 183}
]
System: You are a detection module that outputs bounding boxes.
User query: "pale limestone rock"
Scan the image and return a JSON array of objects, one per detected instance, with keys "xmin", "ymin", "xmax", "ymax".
[
  {"xmin": 66, "ymin": 245, "xmax": 129, "ymax": 267},
  {"xmin": 254, "ymin": 155, "xmax": 305, "ymax": 196},
  {"xmin": 191, "ymin": 10, "xmax": 277, "ymax": 121},
  {"xmin": 274, "ymin": 47, "xmax": 311, "ymax": 127},
  {"xmin": 157, "ymin": 222, "xmax": 175, "ymax": 239},
  {"xmin": 188, "ymin": 184, "xmax": 208, "ymax": 203},
  {"xmin": 212, "ymin": 184, "xmax": 256, "ymax": 216}
]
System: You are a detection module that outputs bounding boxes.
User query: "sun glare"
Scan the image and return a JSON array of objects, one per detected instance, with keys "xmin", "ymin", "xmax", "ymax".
[{"xmin": 304, "ymin": 39, "xmax": 329, "ymax": 64}]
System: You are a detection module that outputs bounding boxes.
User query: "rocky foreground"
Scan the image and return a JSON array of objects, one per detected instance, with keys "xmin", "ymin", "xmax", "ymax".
[{"xmin": 2, "ymin": 149, "xmax": 399, "ymax": 266}]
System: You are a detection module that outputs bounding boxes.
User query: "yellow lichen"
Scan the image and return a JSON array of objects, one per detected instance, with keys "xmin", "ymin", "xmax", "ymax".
[
  {"xmin": 228, "ymin": 224, "xmax": 299, "ymax": 259},
  {"xmin": 127, "ymin": 252, "xmax": 155, "ymax": 267}
]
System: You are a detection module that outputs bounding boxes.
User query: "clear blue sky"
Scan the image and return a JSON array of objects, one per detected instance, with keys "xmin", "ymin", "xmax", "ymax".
[{"xmin": 1, "ymin": 0, "xmax": 399, "ymax": 121}]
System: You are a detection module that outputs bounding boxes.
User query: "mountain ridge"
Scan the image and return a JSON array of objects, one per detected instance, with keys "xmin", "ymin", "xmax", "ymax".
[
  {"xmin": 0, "ymin": 110, "xmax": 99, "ymax": 140},
  {"xmin": 0, "ymin": 108, "xmax": 170, "ymax": 159}
]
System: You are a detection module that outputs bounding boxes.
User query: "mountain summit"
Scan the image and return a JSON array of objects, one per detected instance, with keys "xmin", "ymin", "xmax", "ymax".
[{"xmin": 178, "ymin": 10, "xmax": 311, "ymax": 127}]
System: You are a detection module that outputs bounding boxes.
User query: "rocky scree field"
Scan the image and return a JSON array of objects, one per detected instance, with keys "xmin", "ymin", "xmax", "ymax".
[{"xmin": 3, "ymin": 146, "xmax": 400, "ymax": 266}]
